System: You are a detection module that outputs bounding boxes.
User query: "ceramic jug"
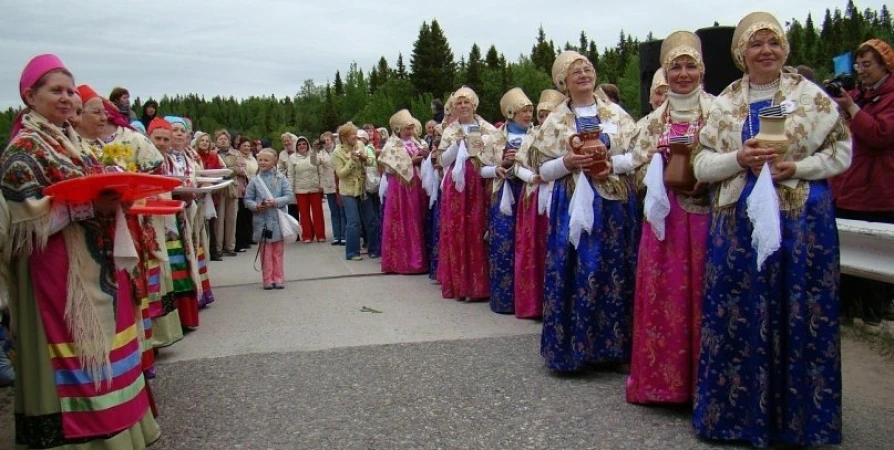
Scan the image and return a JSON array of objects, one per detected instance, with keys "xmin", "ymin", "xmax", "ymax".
[
  {"xmin": 568, "ymin": 129, "xmax": 608, "ymax": 175},
  {"xmin": 659, "ymin": 140, "xmax": 697, "ymax": 192}
]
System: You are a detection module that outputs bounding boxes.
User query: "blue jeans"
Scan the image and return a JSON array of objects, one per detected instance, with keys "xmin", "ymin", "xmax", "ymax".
[
  {"xmin": 343, "ymin": 195, "xmax": 380, "ymax": 259},
  {"xmin": 326, "ymin": 193, "xmax": 346, "ymax": 241}
]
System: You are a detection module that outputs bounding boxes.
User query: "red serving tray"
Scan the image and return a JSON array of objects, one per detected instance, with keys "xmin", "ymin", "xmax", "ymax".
[
  {"xmin": 126, "ymin": 198, "xmax": 185, "ymax": 215},
  {"xmin": 43, "ymin": 173, "xmax": 181, "ymax": 203}
]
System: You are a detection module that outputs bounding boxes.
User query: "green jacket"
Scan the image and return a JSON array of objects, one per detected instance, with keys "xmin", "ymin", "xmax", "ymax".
[{"xmin": 331, "ymin": 142, "xmax": 374, "ymax": 197}]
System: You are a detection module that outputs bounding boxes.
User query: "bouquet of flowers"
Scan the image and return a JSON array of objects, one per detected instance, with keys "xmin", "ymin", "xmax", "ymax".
[{"xmin": 101, "ymin": 143, "xmax": 138, "ymax": 172}]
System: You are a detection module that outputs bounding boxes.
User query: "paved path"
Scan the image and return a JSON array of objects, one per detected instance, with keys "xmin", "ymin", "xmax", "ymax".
[{"xmin": 2, "ymin": 234, "xmax": 894, "ymax": 449}]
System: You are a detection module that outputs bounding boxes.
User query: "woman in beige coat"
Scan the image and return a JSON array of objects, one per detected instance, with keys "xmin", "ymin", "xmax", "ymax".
[{"xmin": 287, "ymin": 136, "xmax": 327, "ymax": 242}]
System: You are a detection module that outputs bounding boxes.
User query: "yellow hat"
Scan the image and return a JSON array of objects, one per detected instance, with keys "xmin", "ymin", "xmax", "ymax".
[
  {"xmin": 444, "ymin": 92, "xmax": 455, "ymax": 116},
  {"xmin": 552, "ymin": 50, "xmax": 591, "ymax": 93},
  {"xmin": 537, "ymin": 89, "xmax": 565, "ymax": 113},
  {"xmin": 660, "ymin": 31, "xmax": 704, "ymax": 73},
  {"xmin": 499, "ymin": 87, "xmax": 533, "ymax": 120},
  {"xmin": 732, "ymin": 11, "xmax": 789, "ymax": 72},
  {"xmin": 389, "ymin": 109, "xmax": 415, "ymax": 134},
  {"xmin": 650, "ymin": 68, "xmax": 668, "ymax": 97},
  {"xmin": 412, "ymin": 118, "xmax": 423, "ymax": 137},
  {"xmin": 452, "ymin": 85, "xmax": 479, "ymax": 109},
  {"xmin": 859, "ymin": 39, "xmax": 894, "ymax": 73}
]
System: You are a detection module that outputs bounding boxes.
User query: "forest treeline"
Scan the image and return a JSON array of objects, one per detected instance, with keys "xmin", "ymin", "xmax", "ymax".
[{"xmin": 1, "ymin": 1, "xmax": 892, "ymax": 145}]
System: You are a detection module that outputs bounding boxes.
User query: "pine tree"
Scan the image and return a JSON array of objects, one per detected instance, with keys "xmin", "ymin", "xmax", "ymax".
[
  {"xmin": 428, "ymin": 20, "xmax": 456, "ymax": 94},
  {"xmin": 466, "ymin": 44, "xmax": 484, "ymax": 91},
  {"xmin": 410, "ymin": 21, "xmax": 433, "ymax": 95},
  {"xmin": 804, "ymin": 13, "xmax": 819, "ymax": 67},
  {"xmin": 787, "ymin": 19, "xmax": 805, "ymax": 65},
  {"xmin": 578, "ymin": 31, "xmax": 588, "ymax": 53},
  {"xmin": 531, "ymin": 26, "xmax": 556, "ymax": 76},
  {"xmin": 409, "ymin": 20, "xmax": 455, "ymax": 97},
  {"xmin": 587, "ymin": 41, "xmax": 600, "ymax": 69},
  {"xmin": 377, "ymin": 57, "xmax": 390, "ymax": 80},
  {"xmin": 485, "ymin": 45, "xmax": 501, "ymax": 70},
  {"xmin": 322, "ymin": 83, "xmax": 339, "ymax": 131},
  {"xmin": 334, "ymin": 71, "xmax": 344, "ymax": 96},
  {"xmin": 818, "ymin": 9, "xmax": 835, "ymax": 67},
  {"xmin": 369, "ymin": 68, "xmax": 380, "ymax": 94},
  {"xmin": 396, "ymin": 53, "xmax": 408, "ymax": 79}
]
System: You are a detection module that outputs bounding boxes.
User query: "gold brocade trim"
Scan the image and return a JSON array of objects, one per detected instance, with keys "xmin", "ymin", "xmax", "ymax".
[
  {"xmin": 677, "ymin": 192, "xmax": 711, "ymax": 215},
  {"xmin": 777, "ymin": 181, "xmax": 809, "ymax": 214},
  {"xmin": 710, "ymin": 180, "xmax": 809, "ymax": 225},
  {"xmin": 560, "ymin": 173, "xmax": 629, "ymax": 201}
]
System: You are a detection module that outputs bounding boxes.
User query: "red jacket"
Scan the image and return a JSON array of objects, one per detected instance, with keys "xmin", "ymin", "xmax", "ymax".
[
  {"xmin": 831, "ymin": 75, "xmax": 894, "ymax": 212},
  {"xmin": 198, "ymin": 149, "xmax": 225, "ymax": 170}
]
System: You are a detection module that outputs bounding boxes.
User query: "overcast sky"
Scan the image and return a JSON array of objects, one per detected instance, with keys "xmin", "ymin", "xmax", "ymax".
[{"xmin": 1, "ymin": 0, "xmax": 887, "ymax": 109}]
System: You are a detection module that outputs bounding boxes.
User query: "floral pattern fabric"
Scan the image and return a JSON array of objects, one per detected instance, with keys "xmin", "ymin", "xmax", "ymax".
[
  {"xmin": 436, "ymin": 159, "xmax": 491, "ymax": 300},
  {"xmin": 487, "ymin": 178, "xmax": 522, "ymax": 313},
  {"xmin": 692, "ymin": 99, "xmax": 844, "ymax": 447},
  {"xmin": 540, "ymin": 177, "xmax": 640, "ymax": 371}
]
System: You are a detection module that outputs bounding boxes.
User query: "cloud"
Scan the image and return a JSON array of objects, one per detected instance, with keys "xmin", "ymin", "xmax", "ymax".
[{"xmin": 1, "ymin": 0, "xmax": 886, "ymax": 109}]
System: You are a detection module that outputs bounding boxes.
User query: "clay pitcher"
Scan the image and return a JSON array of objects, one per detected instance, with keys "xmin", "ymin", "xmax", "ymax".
[
  {"xmin": 660, "ymin": 140, "xmax": 696, "ymax": 192},
  {"xmin": 755, "ymin": 114, "xmax": 788, "ymax": 158},
  {"xmin": 568, "ymin": 129, "xmax": 608, "ymax": 175}
]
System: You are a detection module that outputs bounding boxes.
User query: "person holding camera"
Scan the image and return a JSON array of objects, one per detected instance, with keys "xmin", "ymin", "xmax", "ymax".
[
  {"xmin": 830, "ymin": 38, "xmax": 894, "ymax": 325},
  {"xmin": 331, "ymin": 123, "xmax": 381, "ymax": 261}
]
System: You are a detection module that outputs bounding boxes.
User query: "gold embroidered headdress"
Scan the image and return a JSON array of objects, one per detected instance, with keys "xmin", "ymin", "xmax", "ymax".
[
  {"xmin": 661, "ymin": 31, "xmax": 704, "ymax": 74},
  {"xmin": 499, "ymin": 88, "xmax": 533, "ymax": 120},
  {"xmin": 551, "ymin": 50, "xmax": 591, "ymax": 93},
  {"xmin": 650, "ymin": 68, "xmax": 668, "ymax": 97},
  {"xmin": 731, "ymin": 12, "xmax": 789, "ymax": 72},
  {"xmin": 537, "ymin": 89, "xmax": 565, "ymax": 113},
  {"xmin": 452, "ymin": 85, "xmax": 479, "ymax": 110},
  {"xmin": 389, "ymin": 109, "xmax": 415, "ymax": 135}
]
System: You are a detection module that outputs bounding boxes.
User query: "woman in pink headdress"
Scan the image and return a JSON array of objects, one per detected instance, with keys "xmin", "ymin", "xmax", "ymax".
[{"xmin": 0, "ymin": 54, "xmax": 160, "ymax": 449}]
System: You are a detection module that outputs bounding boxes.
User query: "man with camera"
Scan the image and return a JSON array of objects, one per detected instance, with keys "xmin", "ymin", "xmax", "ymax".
[{"xmin": 830, "ymin": 39, "xmax": 894, "ymax": 326}]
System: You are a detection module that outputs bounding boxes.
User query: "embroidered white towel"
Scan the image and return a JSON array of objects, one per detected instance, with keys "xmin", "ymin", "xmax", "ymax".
[
  {"xmin": 499, "ymin": 181, "xmax": 515, "ymax": 216},
  {"xmin": 113, "ymin": 206, "xmax": 139, "ymax": 272},
  {"xmin": 644, "ymin": 153, "xmax": 671, "ymax": 241},
  {"xmin": 746, "ymin": 163, "xmax": 782, "ymax": 271},
  {"xmin": 568, "ymin": 171, "xmax": 595, "ymax": 249},
  {"xmin": 451, "ymin": 141, "xmax": 470, "ymax": 192}
]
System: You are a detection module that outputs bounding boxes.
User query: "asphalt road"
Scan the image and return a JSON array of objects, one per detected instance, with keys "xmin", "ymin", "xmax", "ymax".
[{"xmin": 2, "ymin": 226, "xmax": 893, "ymax": 449}]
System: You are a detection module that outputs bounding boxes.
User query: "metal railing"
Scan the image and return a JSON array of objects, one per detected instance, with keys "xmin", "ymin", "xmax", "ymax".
[{"xmin": 838, "ymin": 219, "xmax": 894, "ymax": 284}]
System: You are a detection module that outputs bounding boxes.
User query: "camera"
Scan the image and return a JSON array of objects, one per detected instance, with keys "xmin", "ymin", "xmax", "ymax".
[
  {"xmin": 824, "ymin": 73, "xmax": 856, "ymax": 97},
  {"xmin": 262, "ymin": 228, "xmax": 273, "ymax": 240}
]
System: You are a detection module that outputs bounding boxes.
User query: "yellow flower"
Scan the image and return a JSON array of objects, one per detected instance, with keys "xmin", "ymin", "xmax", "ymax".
[{"xmin": 126, "ymin": 162, "xmax": 138, "ymax": 173}]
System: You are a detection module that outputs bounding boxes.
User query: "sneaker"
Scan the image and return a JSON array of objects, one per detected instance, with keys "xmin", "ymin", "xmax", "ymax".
[
  {"xmin": 369, "ymin": 253, "xmax": 380, "ymax": 259},
  {"xmin": 350, "ymin": 256, "xmax": 363, "ymax": 261},
  {"xmin": 273, "ymin": 284, "xmax": 285, "ymax": 290},
  {"xmin": 331, "ymin": 240, "xmax": 340, "ymax": 246},
  {"xmin": 263, "ymin": 285, "xmax": 273, "ymax": 290},
  {"xmin": 210, "ymin": 255, "xmax": 223, "ymax": 262},
  {"xmin": 225, "ymin": 251, "xmax": 238, "ymax": 257},
  {"xmin": 338, "ymin": 240, "xmax": 346, "ymax": 246}
]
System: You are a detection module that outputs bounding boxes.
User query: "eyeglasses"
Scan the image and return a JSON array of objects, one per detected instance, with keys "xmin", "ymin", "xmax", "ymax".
[
  {"xmin": 854, "ymin": 61, "xmax": 877, "ymax": 70},
  {"xmin": 569, "ymin": 68, "xmax": 596, "ymax": 78}
]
